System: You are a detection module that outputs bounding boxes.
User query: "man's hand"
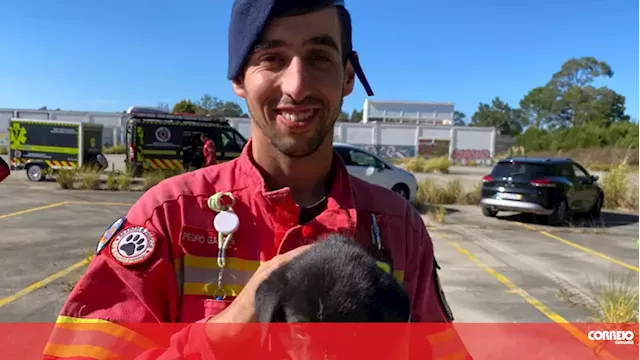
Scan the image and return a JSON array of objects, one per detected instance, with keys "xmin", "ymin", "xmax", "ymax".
[{"xmin": 204, "ymin": 244, "xmax": 313, "ymax": 344}]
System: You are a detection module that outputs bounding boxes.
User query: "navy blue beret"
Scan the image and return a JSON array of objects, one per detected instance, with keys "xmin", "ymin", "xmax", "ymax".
[{"xmin": 228, "ymin": 0, "xmax": 374, "ymax": 96}]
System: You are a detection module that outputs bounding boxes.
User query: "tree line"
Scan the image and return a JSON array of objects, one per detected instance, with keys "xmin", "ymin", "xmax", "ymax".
[
  {"xmin": 167, "ymin": 95, "xmax": 365, "ymax": 123},
  {"xmin": 166, "ymin": 56, "xmax": 638, "ymax": 152},
  {"xmin": 456, "ymin": 56, "xmax": 638, "ymax": 151}
]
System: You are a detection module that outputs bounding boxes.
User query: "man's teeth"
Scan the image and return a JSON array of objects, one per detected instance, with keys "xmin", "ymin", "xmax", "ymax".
[{"xmin": 281, "ymin": 110, "xmax": 314, "ymax": 122}]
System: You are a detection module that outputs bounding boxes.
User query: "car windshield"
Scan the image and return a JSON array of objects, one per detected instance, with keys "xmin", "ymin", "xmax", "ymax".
[{"xmin": 491, "ymin": 162, "xmax": 549, "ymax": 178}]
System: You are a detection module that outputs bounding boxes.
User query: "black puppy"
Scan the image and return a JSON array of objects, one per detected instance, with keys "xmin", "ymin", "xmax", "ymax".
[{"xmin": 254, "ymin": 233, "xmax": 411, "ymax": 358}]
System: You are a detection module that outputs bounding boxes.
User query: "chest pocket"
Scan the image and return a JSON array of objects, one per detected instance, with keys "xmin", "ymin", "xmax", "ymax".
[
  {"xmin": 176, "ymin": 225, "xmax": 249, "ymax": 322},
  {"xmin": 367, "ymin": 214, "xmax": 404, "ymax": 284},
  {"xmin": 180, "ymin": 297, "xmax": 233, "ymax": 323}
]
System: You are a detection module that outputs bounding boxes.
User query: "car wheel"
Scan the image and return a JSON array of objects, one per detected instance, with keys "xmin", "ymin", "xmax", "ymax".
[
  {"xmin": 547, "ymin": 199, "xmax": 568, "ymax": 226},
  {"xmin": 482, "ymin": 207, "xmax": 498, "ymax": 217},
  {"xmin": 589, "ymin": 193, "xmax": 603, "ymax": 218},
  {"xmin": 26, "ymin": 164, "xmax": 45, "ymax": 182},
  {"xmin": 391, "ymin": 183, "xmax": 410, "ymax": 200}
]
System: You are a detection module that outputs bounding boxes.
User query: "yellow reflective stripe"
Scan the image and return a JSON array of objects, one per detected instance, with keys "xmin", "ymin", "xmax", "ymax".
[
  {"xmin": 435, "ymin": 350, "xmax": 470, "ymax": 360},
  {"xmin": 13, "ymin": 144, "xmax": 78, "ymax": 154},
  {"xmin": 55, "ymin": 316, "xmax": 157, "ymax": 350},
  {"xmin": 164, "ymin": 159, "xmax": 175, "ymax": 170},
  {"xmin": 376, "ymin": 261, "xmax": 391, "ymax": 273},
  {"xmin": 183, "ymin": 282, "xmax": 245, "ymax": 297},
  {"xmin": 42, "ymin": 344, "xmax": 121, "ymax": 360},
  {"xmin": 184, "ymin": 254, "xmax": 262, "ymax": 271},
  {"xmin": 375, "ymin": 261, "xmax": 405, "ymax": 282},
  {"xmin": 142, "ymin": 149, "xmax": 177, "ymax": 155},
  {"xmin": 426, "ymin": 327, "xmax": 458, "ymax": 346}
]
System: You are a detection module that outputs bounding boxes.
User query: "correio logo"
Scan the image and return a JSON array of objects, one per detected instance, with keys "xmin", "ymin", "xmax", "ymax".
[{"xmin": 588, "ymin": 330, "xmax": 635, "ymax": 345}]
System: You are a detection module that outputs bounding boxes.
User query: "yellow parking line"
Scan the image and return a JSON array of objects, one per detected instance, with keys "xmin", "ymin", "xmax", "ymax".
[
  {"xmin": 68, "ymin": 201, "xmax": 134, "ymax": 207},
  {"xmin": 433, "ymin": 230, "xmax": 619, "ymax": 360},
  {"xmin": 517, "ymin": 222, "xmax": 639, "ymax": 272},
  {"xmin": 0, "ymin": 201, "xmax": 134, "ymax": 220},
  {"xmin": 0, "ymin": 200, "xmax": 131, "ymax": 306},
  {"xmin": 0, "ymin": 256, "xmax": 92, "ymax": 308},
  {"xmin": 0, "ymin": 201, "xmax": 71, "ymax": 219}
]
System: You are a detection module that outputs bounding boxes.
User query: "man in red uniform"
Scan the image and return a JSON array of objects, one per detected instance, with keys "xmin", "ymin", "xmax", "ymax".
[
  {"xmin": 0, "ymin": 155, "xmax": 9, "ymax": 183},
  {"xmin": 201, "ymin": 133, "xmax": 217, "ymax": 167},
  {"xmin": 42, "ymin": 0, "xmax": 470, "ymax": 359}
]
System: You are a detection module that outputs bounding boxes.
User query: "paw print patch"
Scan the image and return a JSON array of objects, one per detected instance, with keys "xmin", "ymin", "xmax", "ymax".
[{"xmin": 110, "ymin": 226, "xmax": 156, "ymax": 266}]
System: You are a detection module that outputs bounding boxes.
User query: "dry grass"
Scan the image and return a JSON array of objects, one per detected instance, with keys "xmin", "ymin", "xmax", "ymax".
[
  {"xmin": 117, "ymin": 173, "xmax": 132, "ymax": 191},
  {"xmin": 106, "ymin": 172, "xmax": 118, "ymax": 190},
  {"xmin": 0, "ymin": 145, "xmax": 7, "ymax": 155},
  {"xmin": 141, "ymin": 169, "xmax": 183, "ymax": 191},
  {"xmin": 587, "ymin": 272, "xmax": 639, "ymax": 323},
  {"xmin": 600, "ymin": 157, "xmax": 639, "ymax": 211},
  {"xmin": 556, "ymin": 270, "xmax": 638, "ymax": 324},
  {"xmin": 416, "ymin": 179, "xmax": 482, "ymax": 208},
  {"xmin": 103, "ymin": 144, "xmax": 126, "ymax": 154},
  {"xmin": 79, "ymin": 169, "xmax": 101, "ymax": 190},
  {"xmin": 523, "ymin": 147, "xmax": 639, "ymax": 167},
  {"xmin": 404, "ymin": 156, "xmax": 451, "ymax": 174},
  {"xmin": 424, "ymin": 205, "xmax": 448, "ymax": 223},
  {"xmin": 56, "ymin": 169, "xmax": 76, "ymax": 189}
]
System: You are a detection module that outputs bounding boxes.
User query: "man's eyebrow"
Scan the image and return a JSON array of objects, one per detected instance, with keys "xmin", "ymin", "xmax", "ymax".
[
  {"xmin": 303, "ymin": 35, "xmax": 340, "ymax": 53},
  {"xmin": 250, "ymin": 35, "xmax": 340, "ymax": 53},
  {"xmin": 251, "ymin": 39, "xmax": 288, "ymax": 53}
]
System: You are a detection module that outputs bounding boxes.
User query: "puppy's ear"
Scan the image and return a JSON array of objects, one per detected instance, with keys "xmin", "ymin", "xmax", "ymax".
[
  {"xmin": 255, "ymin": 272, "xmax": 288, "ymax": 347},
  {"xmin": 255, "ymin": 276, "xmax": 286, "ymax": 323}
]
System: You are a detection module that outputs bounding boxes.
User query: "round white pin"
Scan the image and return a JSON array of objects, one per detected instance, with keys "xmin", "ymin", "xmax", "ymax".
[{"xmin": 214, "ymin": 210, "xmax": 240, "ymax": 234}]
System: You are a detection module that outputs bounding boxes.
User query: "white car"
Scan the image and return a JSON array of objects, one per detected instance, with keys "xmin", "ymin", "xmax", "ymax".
[{"xmin": 333, "ymin": 143, "xmax": 417, "ymax": 204}]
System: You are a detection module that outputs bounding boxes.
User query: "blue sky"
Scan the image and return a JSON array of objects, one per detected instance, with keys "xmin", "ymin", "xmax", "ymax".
[{"xmin": 0, "ymin": 0, "xmax": 637, "ymax": 122}]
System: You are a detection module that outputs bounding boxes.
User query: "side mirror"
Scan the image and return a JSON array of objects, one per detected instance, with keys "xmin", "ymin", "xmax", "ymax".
[
  {"xmin": 590, "ymin": 175, "xmax": 599, "ymax": 182},
  {"xmin": 365, "ymin": 166, "xmax": 376, "ymax": 176}
]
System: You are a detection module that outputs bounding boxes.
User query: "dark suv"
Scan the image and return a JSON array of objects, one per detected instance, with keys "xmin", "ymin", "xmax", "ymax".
[{"xmin": 480, "ymin": 157, "xmax": 604, "ymax": 225}]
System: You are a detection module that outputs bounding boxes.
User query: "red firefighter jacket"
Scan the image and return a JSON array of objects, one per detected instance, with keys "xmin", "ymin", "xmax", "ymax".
[
  {"xmin": 0, "ymin": 156, "xmax": 9, "ymax": 183},
  {"xmin": 203, "ymin": 139, "xmax": 216, "ymax": 166},
  {"xmin": 42, "ymin": 139, "xmax": 468, "ymax": 359}
]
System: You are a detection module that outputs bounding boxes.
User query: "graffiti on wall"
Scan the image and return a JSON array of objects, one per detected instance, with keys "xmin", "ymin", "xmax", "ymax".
[
  {"xmin": 418, "ymin": 139, "xmax": 449, "ymax": 157},
  {"xmin": 352, "ymin": 144, "xmax": 416, "ymax": 159},
  {"xmin": 451, "ymin": 149, "xmax": 492, "ymax": 165}
]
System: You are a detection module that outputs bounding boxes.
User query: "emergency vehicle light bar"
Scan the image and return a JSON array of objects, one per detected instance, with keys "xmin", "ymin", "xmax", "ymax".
[{"xmin": 127, "ymin": 111, "xmax": 230, "ymax": 124}]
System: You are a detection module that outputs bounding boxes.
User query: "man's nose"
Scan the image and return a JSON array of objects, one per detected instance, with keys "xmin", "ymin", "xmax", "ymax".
[{"xmin": 280, "ymin": 57, "xmax": 312, "ymax": 102}]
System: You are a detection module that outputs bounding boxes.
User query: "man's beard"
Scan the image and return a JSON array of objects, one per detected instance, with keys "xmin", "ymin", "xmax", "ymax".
[{"xmin": 249, "ymin": 100, "xmax": 342, "ymax": 159}]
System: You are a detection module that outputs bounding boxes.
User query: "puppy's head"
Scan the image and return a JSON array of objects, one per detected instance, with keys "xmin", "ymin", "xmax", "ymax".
[
  {"xmin": 255, "ymin": 232, "xmax": 411, "ymax": 324},
  {"xmin": 254, "ymin": 233, "xmax": 411, "ymax": 358}
]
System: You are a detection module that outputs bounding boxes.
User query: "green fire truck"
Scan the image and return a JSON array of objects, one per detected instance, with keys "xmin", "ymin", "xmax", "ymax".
[
  {"xmin": 124, "ymin": 106, "xmax": 248, "ymax": 177},
  {"xmin": 8, "ymin": 118, "xmax": 106, "ymax": 181}
]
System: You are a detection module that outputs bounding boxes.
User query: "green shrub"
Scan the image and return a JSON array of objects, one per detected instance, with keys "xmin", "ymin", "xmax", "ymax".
[
  {"xmin": 601, "ymin": 163, "xmax": 630, "ymax": 209},
  {"xmin": 403, "ymin": 156, "xmax": 451, "ymax": 173},
  {"xmin": 103, "ymin": 145, "xmax": 126, "ymax": 154},
  {"xmin": 56, "ymin": 170, "xmax": 77, "ymax": 189},
  {"xmin": 117, "ymin": 174, "xmax": 132, "ymax": 191},
  {"xmin": 106, "ymin": 173, "xmax": 118, "ymax": 190}
]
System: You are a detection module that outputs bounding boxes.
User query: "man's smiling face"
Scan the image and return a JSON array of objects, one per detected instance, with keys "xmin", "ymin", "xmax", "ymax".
[{"xmin": 232, "ymin": 6, "xmax": 355, "ymax": 158}]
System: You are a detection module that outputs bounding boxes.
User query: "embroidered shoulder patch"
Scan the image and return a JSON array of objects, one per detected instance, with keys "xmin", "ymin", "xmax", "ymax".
[
  {"xmin": 110, "ymin": 226, "xmax": 156, "ymax": 266},
  {"xmin": 96, "ymin": 217, "xmax": 126, "ymax": 255}
]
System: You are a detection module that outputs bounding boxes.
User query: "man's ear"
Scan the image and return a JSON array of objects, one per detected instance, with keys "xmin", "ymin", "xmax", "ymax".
[
  {"xmin": 342, "ymin": 52, "xmax": 356, "ymax": 97},
  {"xmin": 232, "ymin": 76, "xmax": 246, "ymax": 99}
]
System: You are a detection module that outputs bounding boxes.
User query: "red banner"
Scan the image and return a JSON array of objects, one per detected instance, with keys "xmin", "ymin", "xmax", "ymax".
[{"xmin": 0, "ymin": 322, "xmax": 637, "ymax": 360}]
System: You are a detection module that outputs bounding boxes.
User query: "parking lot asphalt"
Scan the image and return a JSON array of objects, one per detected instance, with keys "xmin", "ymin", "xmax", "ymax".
[{"xmin": 0, "ymin": 169, "xmax": 638, "ymax": 356}]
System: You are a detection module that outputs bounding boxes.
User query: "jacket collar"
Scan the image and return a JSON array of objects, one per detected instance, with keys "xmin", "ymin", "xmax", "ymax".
[{"xmin": 237, "ymin": 138, "xmax": 358, "ymax": 236}]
